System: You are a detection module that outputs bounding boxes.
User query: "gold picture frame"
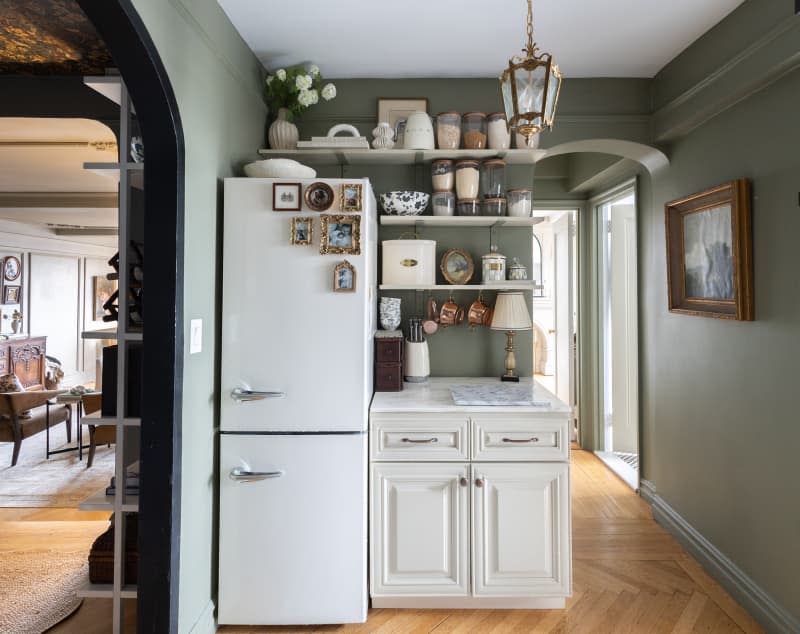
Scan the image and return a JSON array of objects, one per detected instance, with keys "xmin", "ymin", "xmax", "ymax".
[
  {"xmin": 333, "ymin": 260, "xmax": 356, "ymax": 293},
  {"xmin": 341, "ymin": 183, "xmax": 363, "ymax": 212},
  {"xmin": 290, "ymin": 217, "xmax": 313, "ymax": 245},
  {"xmin": 665, "ymin": 179, "xmax": 753, "ymax": 320},
  {"xmin": 440, "ymin": 248, "xmax": 474, "ymax": 285},
  {"xmin": 320, "ymin": 215, "xmax": 361, "ymax": 255},
  {"xmin": 377, "ymin": 97, "xmax": 428, "ymax": 128}
]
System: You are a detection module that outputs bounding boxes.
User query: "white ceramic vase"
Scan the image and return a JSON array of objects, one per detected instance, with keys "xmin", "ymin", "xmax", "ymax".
[{"xmin": 268, "ymin": 108, "xmax": 299, "ymax": 150}]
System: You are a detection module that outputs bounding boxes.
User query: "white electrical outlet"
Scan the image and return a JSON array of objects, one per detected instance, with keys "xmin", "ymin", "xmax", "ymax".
[{"xmin": 190, "ymin": 319, "xmax": 203, "ymax": 354}]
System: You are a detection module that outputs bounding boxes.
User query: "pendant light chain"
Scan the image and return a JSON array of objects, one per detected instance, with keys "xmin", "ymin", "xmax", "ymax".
[{"xmin": 525, "ymin": 0, "xmax": 535, "ymax": 56}]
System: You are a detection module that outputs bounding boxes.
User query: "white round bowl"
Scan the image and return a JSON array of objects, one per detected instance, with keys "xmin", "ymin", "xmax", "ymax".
[
  {"xmin": 243, "ymin": 158, "xmax": 316, "ymax": 178},
  {"xmin": 380, "ymin": 191, "xmax": 430, "ymax": 215}
]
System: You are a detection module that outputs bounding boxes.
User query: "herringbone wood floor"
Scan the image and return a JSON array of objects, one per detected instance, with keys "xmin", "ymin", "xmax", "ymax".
[{"xmin": 219, "ymin": 448, "xmax": 763, "ymax": 634}]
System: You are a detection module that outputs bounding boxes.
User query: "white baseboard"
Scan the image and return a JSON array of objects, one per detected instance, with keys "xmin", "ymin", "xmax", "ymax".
[
  {"xmin": 187, "ymin": 600, "xmax": 216, "ymax": 634},
  {"xmin": 640, "ymin": 479, "xmax": 800, "ymax": 634}
]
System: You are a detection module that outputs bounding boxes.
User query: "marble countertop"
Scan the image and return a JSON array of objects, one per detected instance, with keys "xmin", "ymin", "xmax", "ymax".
[{"xmin": 370, "ymin": 377, "xmax": 571, "ymax": 415}]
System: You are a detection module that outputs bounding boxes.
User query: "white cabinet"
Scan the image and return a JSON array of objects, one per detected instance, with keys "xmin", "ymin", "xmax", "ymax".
[
  {"xmin": 371, "ymin": 463, "xmax": 469, "ymax": 596},
  {"xmin": 472, "ymin": 462, "xmax": 569, "ymax": 597},
  {"xmin": 369, "ymin": 382, "xmax": 572, "ymax": 609}
]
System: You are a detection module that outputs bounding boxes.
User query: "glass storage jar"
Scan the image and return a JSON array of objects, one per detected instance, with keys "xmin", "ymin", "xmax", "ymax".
[
  {"xmin": 482, "ymin": 197, "xmax": 507, "ymax": 216},
  {"xmin": 487, "ymin": 112, "xmax": 511, "ymax": 150},
  {"xmin": 456, "ymin": 198, "xmax": 481, "ymax": 216},
  {"xmin": 480, "ymin": 159, "xmax": 506, "ymax": 199},
  {"xmin": 455, "ymin": 160, "xmax": 480, "ymax": 199},
  {"xmin": 431, "ymin": 159, "xmax": 454, "ymax": 192},
  {"xmin": 507, "ymin": 188, "xmax": 532, "ymax": 217},
  {"xmin": 436, "ymin": 112, "xmax": 461, "ymax": 149},
  {"xmin": 432, "ymin": 191, "xmax": 456, "ymax": 216},
  {"xmin": 481, "ymin": 245, "xmax": 506, "ymax": 283},
  {"xmin": 508, "ymin": 257, "xmax": 528, "ymax": 280},
  {"xmin": 461, "ymin": 112, "xmax": 487, "ymax": 149}
]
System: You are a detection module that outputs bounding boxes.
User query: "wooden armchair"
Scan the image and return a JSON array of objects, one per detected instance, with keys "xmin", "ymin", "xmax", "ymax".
[
  {"xmin": 0, "ymin": 390, "xmax": 71, "ymax": 466},
  {"xmin": 82, "ymin": 392, "xmax": 115, "ymax": 468}
]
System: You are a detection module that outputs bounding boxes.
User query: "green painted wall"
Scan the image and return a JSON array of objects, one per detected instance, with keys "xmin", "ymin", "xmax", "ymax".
[
  {"xmin": 642, "ymin": 1, "xmax": 800, "ymax": 622},
  {"xmin": 127, "ymin": 0, "xmax": 266, "ymax": 631}
]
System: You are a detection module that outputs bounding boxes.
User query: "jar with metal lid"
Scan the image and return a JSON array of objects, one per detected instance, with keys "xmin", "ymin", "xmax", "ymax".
[
  {"xmin": 461, "ymin": 112, "xmax": 487, "ymax": 149},
  {"xmin": 455, "ymin": 160, "xmax": 480, "ymax": 199},
  {"xmin": 436, "ymin": 111, "xmax": 461, "ymax": 149},
  {"xmin": 432, "ymin": 191, "xmax": 456, "ymax": 216},
  {"xmin": 482, "ymin": 197, "xmax": 507, "ymax": 216},
  {"xmin": 482, "ymin": 245, "xmax": 506, "ymax": 283},
  {"xmin": 480, "ymin": 159, "xmax": 506, "ymax": 199},
  {"xmin": 508, "ymin": 257, "xmax": 528, "ymax": 280},
  {"xmin": 431, "ymin": 159, "xmax": 454, "ymax": 192},
  {"xmin": 456, "ymin": 198, "xmax": 480, "ymax": 216},
  {"xmin": 487, "ymin": 112, "xmax": 511, "ymax": 150}
]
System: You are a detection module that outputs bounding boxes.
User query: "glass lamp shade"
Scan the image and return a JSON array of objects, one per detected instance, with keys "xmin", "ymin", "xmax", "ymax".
[
  {"xmin": 500, "ymin": 54, "xmax": 562, "ymax": 140},
  {"xmin": 490, "ymin": 291, "xmax": 532, "ymax": 331}
]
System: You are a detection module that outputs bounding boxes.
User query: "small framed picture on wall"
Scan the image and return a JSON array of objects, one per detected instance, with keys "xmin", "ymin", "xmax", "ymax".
[
  {"xmin": 333, "ymin": 260, "xmax": 356, "ymax": 293},
  {"xmin": 272, "ymin": 182, "xmax": 302, "ymax": 211},
  {"xmin": 3, "ymin": 285, "xmax": 20, "ymax": 304}
]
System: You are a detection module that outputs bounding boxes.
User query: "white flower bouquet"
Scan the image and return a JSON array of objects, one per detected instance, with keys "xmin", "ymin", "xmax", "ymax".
[{"xmin": 265, "ymin": 64, "xmax": 336, "ymax": 121}]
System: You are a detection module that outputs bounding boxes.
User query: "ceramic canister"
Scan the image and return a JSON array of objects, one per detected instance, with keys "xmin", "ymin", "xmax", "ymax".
[
  {"xmin": 382, "ymin": 239, "xmax": 436, "ymax": 285},
  {"xmin": 403, "ymin": 111, "xmax": 435, "ymax": 150},
  {"xmin": 482, "ymin": 245, "xmax": 506, "ymax": 283}
]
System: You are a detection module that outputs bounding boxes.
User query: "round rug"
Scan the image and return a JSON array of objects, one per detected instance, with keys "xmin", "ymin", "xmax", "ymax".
[{"xmin": 0, "ymin": 550, "xmax": 87, "ymax": 634}]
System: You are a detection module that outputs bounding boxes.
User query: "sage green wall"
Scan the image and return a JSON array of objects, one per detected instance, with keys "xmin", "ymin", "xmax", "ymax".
[
  {"xmin": 127, "ymin": 1, "xmax": 266, "ymax": 632},
  {"xmin": 641, "ymin": 2, "xmax": 800, "ymax": 622}
]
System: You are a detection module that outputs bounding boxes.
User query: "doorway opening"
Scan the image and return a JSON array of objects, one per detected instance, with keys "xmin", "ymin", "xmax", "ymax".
[
  {"xmin": 594, "ymin": 184, "xmax": 639, "ymax": 490},
  {"xmin": 531, "ymin": 209, "xmax": 579, "ymax": 441}
]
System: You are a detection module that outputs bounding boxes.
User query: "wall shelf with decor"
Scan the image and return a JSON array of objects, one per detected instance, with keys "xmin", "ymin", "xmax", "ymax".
[
  {"xmin": 379, "ymin": 282, "xmax": 536, "ymax": 292},
  {"xmin": 257, "ymin": 147, "xmax": 545, "ymax": 166},
  {"xmin": 80, "ymin": 74, "xmax": 143, "ymax": 633},
  {"xmin": 380, "ymin": 216, "xmax": 543, "ymax": 228}
]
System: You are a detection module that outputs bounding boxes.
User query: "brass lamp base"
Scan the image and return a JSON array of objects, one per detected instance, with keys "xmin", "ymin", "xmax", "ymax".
[{"xmin": 500, "ymin": 330, "xmax": 520, "ymax": 382}]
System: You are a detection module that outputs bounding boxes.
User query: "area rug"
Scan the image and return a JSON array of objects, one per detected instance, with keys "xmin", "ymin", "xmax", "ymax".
[
  {"xmin": 0, "ymin": 427, "xmax": 114, "ymax": 507},
  {"xmin": 0, "ymin": 549, "xmax": 88, "ymax": 634}
]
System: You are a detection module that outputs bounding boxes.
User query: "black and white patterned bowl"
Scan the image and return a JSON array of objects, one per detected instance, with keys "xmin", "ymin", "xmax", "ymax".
[{"xmin": 380, "ymin": 191, "xmax": 430, "ymax": 215}]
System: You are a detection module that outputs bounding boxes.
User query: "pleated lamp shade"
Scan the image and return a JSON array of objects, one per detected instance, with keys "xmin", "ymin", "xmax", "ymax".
[{"xmin": 490, "ymin": 292, "xmax": 532, "ymax": 331}]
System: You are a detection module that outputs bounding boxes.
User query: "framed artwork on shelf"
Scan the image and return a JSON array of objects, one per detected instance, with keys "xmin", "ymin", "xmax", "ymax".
[
  {"xmin": 3, "ymin": 285, "xmax": 20, "ymax": 304},
  {"xmin": 377, "ymin": 97, "xmax": 428, "ymax": 128},
  {"xmin": 341, "ymin": 183, "xmax": 363, "ymax": 212},
  {"xmin": 320, "ymin": 215, "xmax": 361, "ymax": 255},
  {"xmin": 440, "ymin": 248, "xmax": 474, "ymax": 285},
  {"xmin": 333, "ymin": 260, "xmax": 356, "ymax": 292},
  {"xmin": 3, "ymin": 256, "xmax": 21, "ymax": 282},
  {"xmin": 93, "ymin": 276, "xmax": 118, "ymax": 320},
  {"xmin": 272, "ymin": 182, "xmax": 302, "ymax": 211},
  {"xmin": 289, "ymin": 217, "xmax": 313, "ymax": 245},
  {"xmin": 665, "ymin": 178, "xmax": 753, "ymax": 320}
]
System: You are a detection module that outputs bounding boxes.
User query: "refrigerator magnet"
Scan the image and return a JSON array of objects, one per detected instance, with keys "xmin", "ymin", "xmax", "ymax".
[{"xmin": 333, "ymin": 260, "xmax": 356, "ymax": 292}]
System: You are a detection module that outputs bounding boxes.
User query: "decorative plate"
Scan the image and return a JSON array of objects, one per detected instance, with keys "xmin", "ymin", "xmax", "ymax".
[
  {"xmin": 3, "ymin": 256, "xmax": 20, "ymax": 282},
  {"xmin": 440, "ymin": 248, "xmax": 474, "ymax": 285},
  {"xmin": 304, "ymin": 182, "xmax": 335, "ymax": 212}
]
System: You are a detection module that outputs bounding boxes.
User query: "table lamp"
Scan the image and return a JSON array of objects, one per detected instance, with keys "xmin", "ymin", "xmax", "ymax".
[{"xmin": 490, "ymin": 291, "xmax": 532, "ymax": 382}]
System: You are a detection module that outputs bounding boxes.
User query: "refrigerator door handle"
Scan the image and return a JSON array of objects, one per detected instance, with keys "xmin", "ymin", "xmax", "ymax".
[
  {"xmin": 231, "ymin": 387, "xmax": 286, "ymax": 402},
  {"xmin": 229, "ymin": 467, "xmax": 285, "ymax": 482}
]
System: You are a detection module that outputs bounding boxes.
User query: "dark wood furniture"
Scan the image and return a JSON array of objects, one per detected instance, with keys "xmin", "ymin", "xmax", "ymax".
[
  {"xmin": 0, "ymin": 336, "xmax": 47, "ymax": 389},
  {"xmin": 375, "ymin": 334, "xmax": 404, "ymax": 392}
]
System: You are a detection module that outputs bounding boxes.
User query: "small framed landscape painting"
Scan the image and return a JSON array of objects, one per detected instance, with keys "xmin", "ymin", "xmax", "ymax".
[
  {"xmin": 272, "ymin": 182, "xmax": 301, "ymax": 211},
  {"xmin": 333, "ymin": 260, "xmax": 356, "ymax": 293},
  {"xmin": 665, "ymin": 179, "xmax": 753, "ymax": 320}
]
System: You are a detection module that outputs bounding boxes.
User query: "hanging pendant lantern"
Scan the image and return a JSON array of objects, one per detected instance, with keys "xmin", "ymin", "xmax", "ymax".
[{"xmin": 499, "ymin": 0, "xmax": 562, "ymax": 142}]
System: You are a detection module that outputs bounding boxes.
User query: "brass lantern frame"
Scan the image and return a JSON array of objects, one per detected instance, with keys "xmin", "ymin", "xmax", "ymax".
[{"xmin": 499, "ymin": 0, "xmax": 562, "ymax": 141}]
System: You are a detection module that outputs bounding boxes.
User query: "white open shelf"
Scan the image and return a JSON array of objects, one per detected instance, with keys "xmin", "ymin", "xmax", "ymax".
[
  {"xmin": 256, "ymin": 148, "xmax": 544, "ymax": 166},
  {"xmin": 81, "ymin": 411, "xmax": 141, "ymax": 427},
  {"xmin": 80, "ymin": 486, "xmax": 139, "ymax": 512},
  {"xmin": 83, "ymin": 162, "xmax": 144, "ymax": 189},
  {"xmin": 380, "ymin": 215, "xmax": 543, "ymax": 228},
  {"xmin": 81, "ymin": 328, "xmax": 143, "ymax": 342},
  {"xmin": 379, "ymin": 282, "xmax": 536, "ymax": 291},
  {"xmin": 78, "ymin": 583, "xmax": 138, "ymax": 600}
]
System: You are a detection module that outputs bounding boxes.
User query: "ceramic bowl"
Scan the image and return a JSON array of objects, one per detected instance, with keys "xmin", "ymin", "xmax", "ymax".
[
  {"xmin": 243, "ymin": 158, "xmax": 316, "ymax": 178},
  {"xmin": 380, "ymin": 191, "xmax": 430, "ymax": 215}
]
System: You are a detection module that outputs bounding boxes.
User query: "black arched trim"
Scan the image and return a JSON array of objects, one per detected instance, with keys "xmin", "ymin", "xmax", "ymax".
[{"xmin": 76, "ymin": 2, "xmax": 184, "ymax": 632}]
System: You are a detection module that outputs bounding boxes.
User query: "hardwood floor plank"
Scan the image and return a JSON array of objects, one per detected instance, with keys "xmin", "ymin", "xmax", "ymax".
[{"xmin": 670, "ymin": 591, "xmax": 708, "ymax": 633}]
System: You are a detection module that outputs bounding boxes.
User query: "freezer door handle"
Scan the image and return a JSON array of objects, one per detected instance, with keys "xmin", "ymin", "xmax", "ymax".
[
  {"xmin": 230, "ymin": 387, "xmax": 286, "ymax": 402},
  {"xmin": 229, "ymin": 467, "xmax": 285, "ymax": 482}
]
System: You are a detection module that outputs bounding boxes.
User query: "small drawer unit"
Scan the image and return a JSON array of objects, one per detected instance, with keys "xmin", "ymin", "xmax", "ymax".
[{"xmin": 374, "ymin": 332, "xmax": 403, "ymax": 392}]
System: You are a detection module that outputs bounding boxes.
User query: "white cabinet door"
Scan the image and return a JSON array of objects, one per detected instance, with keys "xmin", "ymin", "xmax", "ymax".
[
  {"xmin": 472, "ymin": 462, "xmax": 570, "ymax": 597},
  {"xmin": 371, "ymin": 463, "xmax": 469, "ymax": 596}
]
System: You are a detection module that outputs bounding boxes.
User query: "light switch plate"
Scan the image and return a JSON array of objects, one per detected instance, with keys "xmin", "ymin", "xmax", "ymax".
[{"xmin": 190, "ymin": 319, "xmax": 202, "ymax": 354}]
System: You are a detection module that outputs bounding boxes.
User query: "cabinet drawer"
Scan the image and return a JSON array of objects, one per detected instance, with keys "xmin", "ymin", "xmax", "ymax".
[
  {"xmin": 375, "ymin": 363, "xmax": 403, "ymax": 392},
  {"xmin": 375, "ymin": 338, "xmax": 403, "ymax": 363},
  {"xmin": 371, "ymin": 414, "xmax": 469, "ymax": 461},
  {"xmin": 472, "ymin": 416, "xmax": 569, "ymax": 462}
]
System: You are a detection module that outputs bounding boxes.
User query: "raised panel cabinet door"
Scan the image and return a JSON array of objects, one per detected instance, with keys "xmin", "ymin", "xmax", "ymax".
[
  {"xmin": 371, "ymin": 462, "xmax": 469, "ymax": 596},
  {"xmin": 473, "ymin": 462, "xmax": 570, "ymax": 597}
]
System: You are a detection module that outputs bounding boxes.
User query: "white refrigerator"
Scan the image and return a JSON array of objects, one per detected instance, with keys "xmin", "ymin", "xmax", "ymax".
[{"xmin": 217, "ymin": 177, "xmax": 376, "ymax": 625}]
